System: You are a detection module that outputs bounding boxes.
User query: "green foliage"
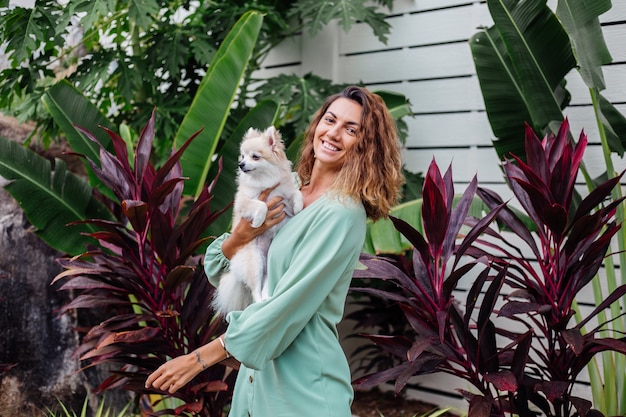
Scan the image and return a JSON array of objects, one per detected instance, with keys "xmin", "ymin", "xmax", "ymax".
[
  {"xmin": 288, "ymin": 0, "xmax": 392, "ymax": 43},
  {"xmin": 174, "ymin": 10, "xmax": 263, "ymax": 197},
  {"xmin": 469, "ymin": 0, "xmax": 576, "ymax": 159},
  {"xmin": 470, "ymin": 1, "xmax": 626, "ymax": 415},
  {"xmin": 0, "ymin": 0, "xmax": 394, "ymax": 154},
  {"xmin": 0, "ymin": 136, "xmax": 112, "ymax": 255},
  {"xmin": 44, "ymin": 395, "xmax": 134, "ymax": 417}
]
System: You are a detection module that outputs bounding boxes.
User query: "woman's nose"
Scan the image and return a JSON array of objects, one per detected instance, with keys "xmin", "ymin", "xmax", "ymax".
[{"xmin": 327, "ymin": 125, "xmax": 340, "ymax": 139}]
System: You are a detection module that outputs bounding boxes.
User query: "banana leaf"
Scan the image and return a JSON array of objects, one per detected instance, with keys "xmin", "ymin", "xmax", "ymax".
[
  {"xmin": 470, "ymin": 0, "xmax": 576, "ymax": 160},
  {"xmin": 41, "ymin": 80, "xmax": 117, "ymax": 200},
  {"xmin": 598, "ymin": 94, "xmax": 626, "ymax": 158},
  {"xmin": 0, "ymin": 136, "xmax": 113, "ymax": 255},
  {"xmin": 556, "ymin": 0, "xmax": 612, "ymax": 90},
  {"xmin": 175, "ymin": 11, "xmax": 263, "ymax": 198}
]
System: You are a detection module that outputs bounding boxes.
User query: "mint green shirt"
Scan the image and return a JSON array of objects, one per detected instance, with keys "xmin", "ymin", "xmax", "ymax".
[{"xmin": 204, "ymin": 193, "xmax": 366, "ymax": 417}]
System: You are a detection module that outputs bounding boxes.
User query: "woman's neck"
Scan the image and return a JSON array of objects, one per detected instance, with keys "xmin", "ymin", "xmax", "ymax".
[{"xmin": 301, "ymin": 166, "xmax": 338, "ymax": 208}]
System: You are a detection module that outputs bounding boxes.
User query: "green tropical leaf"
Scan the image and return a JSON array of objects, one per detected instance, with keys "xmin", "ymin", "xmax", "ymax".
[
  {"xmin": 470, "ymin": 0, "xmax": 576, "ymax": 159},
  {"xmin": 375, "ymin": 90, "xmax": 413, "ymax": 120},
  {"xmin": 41, "ymin": 80, "xmax": 116, "ymax": 198},
  {"xmin": 0, "ymin": 137, "xmax": 112, "ymax": 255},
  {"xmin": 289, "ymin": 0, "xmax": 391, "ymax": 43},
  {"xmin": 204, "ymin": 100, "xmax": 280, "ymax": 238},
  {"xmin": 128, "ymin": 0, "xmax": 159, "ymax": 29},
  {"xmin": 175, "ymin": 11, "xmax": 264, "ymax": 198},
  {"xmin": 556, "ymin": 0, "xmax": 612, "ymax": 90},
  {"xmin": 73, "ymin": 0, "xmax": 116, "ymax": 30},
  {"xmin": 598, "ymin": 94, "xmax": 626, "ymax": 158}
]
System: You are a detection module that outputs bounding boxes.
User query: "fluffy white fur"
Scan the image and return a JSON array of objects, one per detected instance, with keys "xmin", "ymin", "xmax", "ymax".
[{"xmin": 212, "ymin": 126, "xmax": 303, "ymax": 315}]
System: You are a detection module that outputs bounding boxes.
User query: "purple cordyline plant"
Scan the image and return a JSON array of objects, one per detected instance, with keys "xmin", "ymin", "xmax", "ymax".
[
  {"xmin": 353, "ymin": 159, "xmax": 507, "ymax": 411},
  {"xmin": 52, "ymin": 110, "xmax": 234, "ymax": 416},
  {"xmin": 352, "ymin": 119, "xmax": 626, "ymax": 417},
  {"xmin": 471, "ymin": 119, "xmax": 626, "ymax": 416}
]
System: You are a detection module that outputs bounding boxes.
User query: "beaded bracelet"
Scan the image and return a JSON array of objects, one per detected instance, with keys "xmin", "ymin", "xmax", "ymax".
[{"xmin": 194, "ymin": 350, "xmax": 208, "ymax": 370}]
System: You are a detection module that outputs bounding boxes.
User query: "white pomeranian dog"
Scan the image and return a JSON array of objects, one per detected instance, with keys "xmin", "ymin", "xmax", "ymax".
[{"xmin": 212, "ymin": 126, "xmax": 303, "ymax": 315}]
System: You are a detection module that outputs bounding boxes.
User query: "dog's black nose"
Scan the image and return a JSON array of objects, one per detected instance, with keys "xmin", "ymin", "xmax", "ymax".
[{"xmin": 239, "ymin": 161, "xmax": 250, "ymax": 172}]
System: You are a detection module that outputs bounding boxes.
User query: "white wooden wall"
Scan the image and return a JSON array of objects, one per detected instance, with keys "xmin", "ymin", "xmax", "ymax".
[{"xmin": 255, "ymin": 0, "xmax": 626, "ymax": 412}]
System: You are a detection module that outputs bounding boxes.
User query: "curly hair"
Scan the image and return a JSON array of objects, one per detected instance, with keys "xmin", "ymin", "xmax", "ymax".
[{"xmin": 295, "ymin": 86, "xmax": 404, "ymax": 221}]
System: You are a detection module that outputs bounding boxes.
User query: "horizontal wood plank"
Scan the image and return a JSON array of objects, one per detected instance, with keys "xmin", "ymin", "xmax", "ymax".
[{"xmin": 338, "ymin": 43, "xmax": 474, "ymax": 83}]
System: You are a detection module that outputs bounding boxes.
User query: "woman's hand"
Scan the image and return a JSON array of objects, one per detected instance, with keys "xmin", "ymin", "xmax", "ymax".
[
  {"xmin": 145, "ymin": 353, "xmax": 201, "ymax": 394},
  {"xmin": 222, "ymin": 187, "xmax": 287, "ymax": 259}
]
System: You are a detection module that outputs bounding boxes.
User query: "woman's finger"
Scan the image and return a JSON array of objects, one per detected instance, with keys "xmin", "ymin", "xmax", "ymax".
[{"xmin": 258, "ymin": 185, "xmax": 279, "ymax": 201}]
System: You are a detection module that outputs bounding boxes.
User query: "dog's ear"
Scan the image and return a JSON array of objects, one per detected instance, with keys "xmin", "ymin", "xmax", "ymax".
[
  {"xmin": 265, "ymin": 126, "xmax": 277, "ymax": 147},
  {"xmin": 244, "ymin": 127, "xmax": 258, "ymax": 141},
  {"xmin": 265, "ymin": 126, "xmax": 285, "ymax": 156}
]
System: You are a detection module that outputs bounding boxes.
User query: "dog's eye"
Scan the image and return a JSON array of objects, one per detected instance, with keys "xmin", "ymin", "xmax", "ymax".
[{"xmin": 252, "ymin": 154, "xmax": 261, "ymax": 161}]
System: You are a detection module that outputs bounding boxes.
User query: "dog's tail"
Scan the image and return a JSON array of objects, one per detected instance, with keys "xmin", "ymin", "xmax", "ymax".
[{"xmin": 212, "ymin": 271, "xmax": 253, "ymax": 316}]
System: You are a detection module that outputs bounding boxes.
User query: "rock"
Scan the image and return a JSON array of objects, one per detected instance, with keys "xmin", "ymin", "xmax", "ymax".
[
  {"xmin": 0, "ymin": 115, "xmax": 129, "ymax": 416},
  {"xmin": 0, "ymin": 187, "xmax": 89, "ymax": 416}
]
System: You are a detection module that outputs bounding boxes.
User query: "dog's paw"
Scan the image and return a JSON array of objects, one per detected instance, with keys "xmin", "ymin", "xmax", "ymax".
[
  {"xmin": 293, "ymin": 191, "xmax": 304, "ymax": 214},
  {"xmin": 250, "ymin": 203, "xmax": 268, "ymax": 228}
]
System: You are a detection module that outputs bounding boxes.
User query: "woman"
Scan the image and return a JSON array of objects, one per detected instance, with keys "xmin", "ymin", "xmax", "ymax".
[{"xmin": 145, "ymin": 85, "xmax": 404, "ymax": 416}]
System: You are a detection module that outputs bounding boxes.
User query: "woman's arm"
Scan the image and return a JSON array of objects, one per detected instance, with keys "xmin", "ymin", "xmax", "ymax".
[
  {"xmin": 145, "ymin": 333, "xmax": 231, "ymax": 394},
  {"xmin": 222, "ymin": 191, "xmax": 287, "ymax": 259},
  {"xmin": 146, "ymin": 190, "xmax": 286, "ymax": 393}
]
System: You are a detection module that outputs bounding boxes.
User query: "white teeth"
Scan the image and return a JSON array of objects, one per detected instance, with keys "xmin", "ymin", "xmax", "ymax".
[{"xmin": 323, "ymin": 141, "xmax": 339, "ymax": 151}]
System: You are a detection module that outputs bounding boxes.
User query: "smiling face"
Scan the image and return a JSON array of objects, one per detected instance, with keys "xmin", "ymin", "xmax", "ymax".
[{"xmin": 312, "ymin": 97, "xmax": 363, "ymax": 172}]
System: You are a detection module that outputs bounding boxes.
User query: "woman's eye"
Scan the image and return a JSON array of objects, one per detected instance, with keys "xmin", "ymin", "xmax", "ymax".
[{"xmin": 347, "ymin": 128, "xmax": 357, "ymax": 135}]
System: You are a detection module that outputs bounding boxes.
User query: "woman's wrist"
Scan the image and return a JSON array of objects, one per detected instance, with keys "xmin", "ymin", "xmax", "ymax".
[
  {"xmin": 221, "ymin": 235, "xmax": 241, "ymax": 260},
  {"xmin": 194, "ymin": 350, "xmax": 209, "ymax": 370}
]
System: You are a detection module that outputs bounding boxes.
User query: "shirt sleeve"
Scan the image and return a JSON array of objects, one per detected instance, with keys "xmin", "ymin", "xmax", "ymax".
[
  {"xmin": 223, "ymin": 200, "xmax": 366, "ymax": 370},
  {"xmin": 203, "ymin": 233, "xmax": 231, "ymax": 288}
]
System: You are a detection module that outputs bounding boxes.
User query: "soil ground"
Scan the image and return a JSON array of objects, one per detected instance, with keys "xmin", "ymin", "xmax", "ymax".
[{"xmin": 351, "ymin": 388, "xmax": 460, "ymax": 417}]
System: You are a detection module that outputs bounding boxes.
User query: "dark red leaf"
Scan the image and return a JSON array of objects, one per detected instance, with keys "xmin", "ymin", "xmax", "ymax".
[
  {"xmin": 534, "ymin": 380, "xmax": 568, "ymax": 402},
  {"xmin": 407, "ymin": 337, "xmax": 437, "ymax": 362},
  {"xmin": 164, "ymin": 265, "xmax": 195, "ymax": 292},
  {"xmin": 442, "ymin": 175, "xmax": 477, "ymax": 262},
  {"xmin": 352, "ymin": 362, "xmax": 412, "ymax": 390},
  {"xmin": 572, "ymin": 173, "xmax": 624, "ymax": 224},
  {"xmin": 498, "ymin": 300, "xmax": 544, "ymax": 317},
  {"xmin": 134, "ymin": 108, "xmax": 155, "ymax": 186},
  {"xmin": 191, "ymin": 380, "xmax": 229, "ymax": 393},
  {"xmin": 361, "ymin": 334, "xmax": 412, "ymax": 359},
  {"xmin": 570, "ymin": 396, "xmax": 592, "ymax": 417},
  {"xmin": 511, "ymin": 331, "xmax": 532, "ymax": 380},
  {"xmin": 523, "ymin": 123, "xmax": 550, "ymax": 183},
  {"xmin": 422, "ymin": 160, "xmax": 449, "ymax": 258},
  {"xmin": 562, "ymin": 328, "xmax": 584, "ymax": 354},
  {"xmin": 154, "ymin": 126, "xmax": 204, "ymax": 187},
  {"xmin": 122, "ymin": 199, "xmax": 148, "ymax": 234},
  {"xmin": 484, "ymin": 370, "xmax": 517, "ymax": 391},
  {"xmin": 468, "ymin": 394, "xmax": 492, "ymax": 417},
  {"xmin": 98, "ymin": 327, "xmax": 161, "ymax": 348},
  {"xmin": 174, "ymin": 399, "xmax": 203, "ymax": 414},
  {"xmin": 58, "ymin": 295, "xmax": 130, "ymax": 313},
  {"xmin": 390, "ymin": 216, "xmax": 430, "ymax": 269},
  {"xmin": 577, "ymin": 284, "xmax": 626, "ymax": 329}
]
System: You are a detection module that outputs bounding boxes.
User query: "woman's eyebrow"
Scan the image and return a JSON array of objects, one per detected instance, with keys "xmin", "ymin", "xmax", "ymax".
[{"xmin": 327, "ymin": 111, "xmax": 361, "ymax": 127}]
